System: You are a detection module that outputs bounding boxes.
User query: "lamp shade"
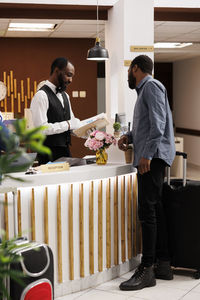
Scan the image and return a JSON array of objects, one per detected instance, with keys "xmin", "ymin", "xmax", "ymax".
[{"xmin": 87, "ymin": 39, "xmax": 109, "ymax": 61}]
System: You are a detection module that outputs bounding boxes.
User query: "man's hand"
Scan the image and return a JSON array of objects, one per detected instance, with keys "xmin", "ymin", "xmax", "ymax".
[
  {"xmin": 138, "ymin": 157, "xmax": 151, "ymax": 175},
  {"xmin": 68, "ymin": 118, "xmax": 81, "ymax": 130},
  {"xmin": 118, "ymin": 135, "xmax": 129, "ymax": 151}
]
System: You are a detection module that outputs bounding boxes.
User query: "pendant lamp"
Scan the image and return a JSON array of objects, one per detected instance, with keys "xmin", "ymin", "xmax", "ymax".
[{"xmin": 87, "ymin": 0, "xmax": 109, "ymax": 61}]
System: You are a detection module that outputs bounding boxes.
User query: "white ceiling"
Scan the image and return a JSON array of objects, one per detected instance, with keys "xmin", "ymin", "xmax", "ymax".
[
  {"xmin": 154, "ymin": 21, "xmax": 200, "ymax": 62},
  {"xmin": 0, "ymin": 18, "xmax": 106, "ymax": 39},
  {"xmin": 1, "ymin": 18, "xmax": 200, "ymax": 62}
]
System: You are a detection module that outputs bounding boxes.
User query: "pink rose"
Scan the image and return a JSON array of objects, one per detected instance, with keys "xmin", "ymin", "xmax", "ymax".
[{"xmin": 95, "ymin": 131, "xmax": 105, "ymax": 141}]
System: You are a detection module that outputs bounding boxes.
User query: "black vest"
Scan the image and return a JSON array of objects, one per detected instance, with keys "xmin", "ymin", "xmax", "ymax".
[{"xmin": 40, "ymin": 85, "xmax": 71, "ymax": 147}]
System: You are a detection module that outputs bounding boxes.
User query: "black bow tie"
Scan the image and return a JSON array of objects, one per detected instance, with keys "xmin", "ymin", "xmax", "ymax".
[{"xmin": 56, "ymin": 88, "xmax": 62, "ymax": 94}]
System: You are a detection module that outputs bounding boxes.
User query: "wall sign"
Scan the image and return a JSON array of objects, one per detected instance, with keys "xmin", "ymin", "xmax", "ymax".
[
  {"xmin": 130, "ymin": 46, "xmax": 154, "ymax": 52},
  {"xmin": 124, "ymin": 60, "xmax": 132, "ymax": 67}
]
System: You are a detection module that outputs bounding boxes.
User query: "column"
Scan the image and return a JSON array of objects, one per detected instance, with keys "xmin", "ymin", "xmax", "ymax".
[{"xmin": 105, "ymin": 0, "xmax": 154, "ymax": 125}]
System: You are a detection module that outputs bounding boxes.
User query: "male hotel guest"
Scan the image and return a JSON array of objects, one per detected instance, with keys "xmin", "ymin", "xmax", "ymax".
[
  {"xmin": 118, "ymin": 55, "xmax": 175, "ymax": 290},
  {"xmin": 31, "ymin": 57, "xmax": 81, "ymax": 164}
]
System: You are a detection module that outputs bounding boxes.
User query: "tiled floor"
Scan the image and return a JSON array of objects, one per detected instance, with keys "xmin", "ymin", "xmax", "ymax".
[
  {"xmin": 56, "ymin": 163, "xmax": 200, "ymax": 300},
  {"xmin": 56, "ymin": 270, "xmax": 200, "ymax": 300}
]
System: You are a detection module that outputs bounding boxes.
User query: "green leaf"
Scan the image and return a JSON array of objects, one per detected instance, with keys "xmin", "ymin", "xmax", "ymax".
[
  {"xmin": 29, "ymin": 141, "xmax": 51, "ymax": 156},
  {"xmin": 0, "ymin": 280, "xmax": 10, "ymax": 300},
  {"xmin": 23, "ymin": 125, "xmax": 47, "ymax": 140}
]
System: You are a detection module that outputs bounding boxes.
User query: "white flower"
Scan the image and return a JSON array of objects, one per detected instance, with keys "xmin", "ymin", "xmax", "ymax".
[{"xmin": 95, "ymin": 131, "xmax": 105, "ymax": 141}]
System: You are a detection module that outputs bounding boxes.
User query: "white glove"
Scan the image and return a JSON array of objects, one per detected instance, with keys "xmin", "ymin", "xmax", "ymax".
[{"xmin": 68, "ymin": 118, "xmax": 81, "ymax": 130}]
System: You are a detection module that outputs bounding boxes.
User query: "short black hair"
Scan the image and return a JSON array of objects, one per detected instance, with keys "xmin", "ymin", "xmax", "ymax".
[
  {"xmin": 50, "ymin": 57, "xmax": 69, "ymax": 75},
  {"xmin": 130, "ymin": 55, "xmax": 153, "ymax": 75}
]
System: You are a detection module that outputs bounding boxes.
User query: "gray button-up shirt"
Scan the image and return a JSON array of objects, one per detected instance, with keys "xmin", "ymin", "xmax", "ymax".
[{"xmin": 127, "ymin": 75, "xmax": 175, "ymax": 167}]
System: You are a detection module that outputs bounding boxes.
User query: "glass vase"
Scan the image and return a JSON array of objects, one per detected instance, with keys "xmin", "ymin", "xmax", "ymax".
[{"xmin": 96, "ymin": 149, "xmax": 108, "ymax": 165}]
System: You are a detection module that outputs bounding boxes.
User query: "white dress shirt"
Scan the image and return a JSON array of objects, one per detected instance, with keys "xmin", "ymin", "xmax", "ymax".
[{"xmin": 30, "ymin": 80, "xmax": 81, "ymax": 135}]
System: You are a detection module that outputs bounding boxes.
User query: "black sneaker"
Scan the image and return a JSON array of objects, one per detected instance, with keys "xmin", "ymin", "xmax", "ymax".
[
  {"xmin": 154, "ymin": 260, "xmax": 173, "ymax": 280},
  {"xmin": 119, "ymin": 264, "xmax": 156, "ymax": 291}
]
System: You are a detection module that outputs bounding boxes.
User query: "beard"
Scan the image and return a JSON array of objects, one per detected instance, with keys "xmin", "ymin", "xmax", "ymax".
[
  {"xmin": 128, "ymin": 73, "xmax": 136, "ymax": 90},
  {"xmin": 56, "ymin": 73, "xmax": 68, "ymax": 93}
]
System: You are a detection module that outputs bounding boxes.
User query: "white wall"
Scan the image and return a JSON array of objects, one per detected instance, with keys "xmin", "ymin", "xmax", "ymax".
[
  {"xmin": 105, "ymin": 0, "xmax": 154, "ymax": 124},
  {"xmin": 0, "ymin": 0, "xmax": 118, "ymax": 4},
  {"xmin": 173, "ymin": 57, "xmax": 200, "ymax": 166},
  {"xmin": 154, "ymin": 0, "xmax": 200, "ymax": 7}
]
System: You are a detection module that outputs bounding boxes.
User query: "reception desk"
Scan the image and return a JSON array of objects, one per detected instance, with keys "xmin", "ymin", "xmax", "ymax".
[{"xmin": 0, "ymin": 163, "xmax": 140, "ymax": 297}]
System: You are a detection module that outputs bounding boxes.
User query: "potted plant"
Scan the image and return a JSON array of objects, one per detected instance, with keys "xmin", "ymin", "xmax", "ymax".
[
  {"xmin": 113, "ymin": 122, "xmax": 121, "ymax": 138},
  {"xmin": 0, "ymin": 118, "xmax": 51, "ymax": 300}
]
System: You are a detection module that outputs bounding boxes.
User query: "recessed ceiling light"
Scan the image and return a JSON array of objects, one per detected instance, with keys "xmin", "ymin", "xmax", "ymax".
[
  {"xmin": 8, "ymin": 23, "xmax": 57, "ymax": 32},
  {"xmin": 154, "ymin": 42, "xmax": 193, "ymax": 49}
]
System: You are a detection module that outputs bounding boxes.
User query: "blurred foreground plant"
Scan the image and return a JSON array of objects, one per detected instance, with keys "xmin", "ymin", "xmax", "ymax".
[
  {"xmin": 0, "ymin": 118, "xmax": 51, "ymax": 182},
  {"xmin": 0, "ymin": 233, "xmax": 27, "ymax": 300},
  {"xmin": 0, "ymin": 118, "xmax": 51, "ymax": 299}
]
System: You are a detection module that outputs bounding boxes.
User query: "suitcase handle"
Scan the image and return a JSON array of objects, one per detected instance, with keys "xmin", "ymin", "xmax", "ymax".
[
  {"xmin": 19, "ymin": 244, "xmax": 50, "ymax": 277},
  {"xmin": 167, "ymin": 151, "xmax": 187, "ymax": 187},
  {"xmin": 176, "ymin": 151, "xmax": 187, "ymax": 159}
]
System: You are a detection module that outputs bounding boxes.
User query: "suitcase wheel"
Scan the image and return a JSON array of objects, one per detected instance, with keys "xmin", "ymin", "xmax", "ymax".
[{"xmin": 194, "ymin": 270, "xmax": 200, "ymax": 279}]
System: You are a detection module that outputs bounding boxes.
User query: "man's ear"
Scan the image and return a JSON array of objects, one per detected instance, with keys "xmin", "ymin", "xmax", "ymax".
[
  {"xmin": 54, "ymin": 67, "xmax": 60, "ymax": 74},
  {"xmin": 133, "ymin": 64, "xmax": 138, "ymax": 72}
]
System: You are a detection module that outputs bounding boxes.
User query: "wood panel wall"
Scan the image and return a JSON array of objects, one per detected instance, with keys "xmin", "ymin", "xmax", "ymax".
[{"xmin": 0, "ymin": 37, "xmax": 97, "ymax": 157}]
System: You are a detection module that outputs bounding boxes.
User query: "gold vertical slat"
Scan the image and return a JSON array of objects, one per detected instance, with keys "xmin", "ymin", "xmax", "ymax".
[
  {"xmin": 17, "ymin": 93, "xmax": 21, "ymax": 113},
  {"xmin": 69, "ymin": 184, "xmax": 74, "ymax": 280},
  {"xmin": 4, "ymin": 97, "xmax": 7, "ymax": 112},
  {"xmin": 3, "ymin": 72, "xmax": 7, "ymax": 111},
  {"xmin": 21, "ymin": 80, "xmax": 24, "ymax": 102},
  {"xmin": 3, "ymin": 72, "xmax": 6, "ymax": 84},
  {"xmin": 57, "ymin": 185, "xmax": 62, "ymax": 283},
  {"xmin": 27, "ymin": 78, "xmax": 31, "ymax": 99},
  {"xmin": 89, "ymin": 181, "xmax": 94, "ymax": 274},
  {"xmin": 31, "ymin": 91, "xmax": 34, "ymax": 100},
  {"xmin": 34, "ymin": 81, "xmax": 37, "ymax": 95},
  {"xmin": 127, "ymin": 175, "xmax": 132, "ymax": 259},
  {"xmin": 25, "ymin": 95, "xmax": 28, "ymax": 109},
  {"xmin": 106, "ymin": 178, "xmax": 111, "ymax": 269},
  {"xmin": 44, "ymin": 187, "xmax": 49, "ymax": 244},
  {"xmin": 98, "ymin": 180, "xmax": 103, "ymax": 272},
  {"xmin": 14, "ymin": 79, "xmax": 17, "ymax": 98},
  {"xmin": 114, "ymin": 176, "xmax": 119, "ymax": 265},
  {"xmin": 121, "ymin": 176, "xmax": 126, "ymax": 262},
  {"xmin": 11, "ymin": 94, "xmax": 14, "ymax": 113},
  {"xmin": 79, "ymin": 183, "xmax": 84, "ymax": 277},
  {"xmin": 7, "ymin": 75, "xmax": 10, "ymax": 97},
  {"xmin": 31, "ymin": 188, "xmax": 36, "ymax": 241},
  {"xmin": 4, "ymin": 193, "xmax": 9, "ymax": 239},
  {"xmin": 1, "ymin": 99, "xmax": 4, "ymax": 108},
  {"xmin": 10, "ymin": 71, "xmax": 13, "ymax": 93},
  {"xmin": 133, "ymin": 175, "xmax": 138, "ymax": 256},
  {"xmin": 17, "ymin": 190, "xmax": 22, "ymax": 237}
]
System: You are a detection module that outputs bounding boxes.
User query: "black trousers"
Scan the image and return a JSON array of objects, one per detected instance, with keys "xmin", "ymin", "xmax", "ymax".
[
  {"xmin": 137, "ymin": 158, "xmax": 170, "ymax": 267},
  {"xmin": 37, "ymin": 145, "xmax": 71, "ymax": 165}
]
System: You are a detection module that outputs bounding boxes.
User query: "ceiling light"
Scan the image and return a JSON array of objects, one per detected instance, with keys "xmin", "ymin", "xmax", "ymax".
[
  {"xmin": 8, "ymin": 23, "xmax": 56, "ymax": 32},
  {"xmin": 87, "ymin": 0, "xmax": 109, "ymax": 61},
  {"xmin": 154, "ymin": 42, "xmax": 193, "ymax": 49}
]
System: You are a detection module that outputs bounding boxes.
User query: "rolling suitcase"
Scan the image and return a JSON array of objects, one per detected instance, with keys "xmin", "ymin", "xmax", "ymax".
[
  {"xmin": 4, "ymin": 190, "xmax": 54, "ymax": 300},
  {"xmin": 10, "ymin": 239, "xmax": 54, "ymax": 300},
  {"xmin": 163, "ymin": 151, "xmax": 200, "ymax": 278}
]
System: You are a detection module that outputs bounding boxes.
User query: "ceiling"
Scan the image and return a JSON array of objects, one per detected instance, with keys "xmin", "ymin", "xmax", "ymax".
[
  {"xmin": 1, "ymin": 18, "xmax": 200, "ymax": 62},
  {"xmin": 154, "ymin": 21, "xmax": 200, "ymax": 62},
  {"xmin": 0, "ymin": 18, "xmax": 106, "ymax": 39}
]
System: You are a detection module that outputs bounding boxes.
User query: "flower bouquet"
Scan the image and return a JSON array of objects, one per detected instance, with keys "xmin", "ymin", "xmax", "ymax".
[{"xmin": 84, "ymin": 130, "xmax": 116, "ymax": 165}]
